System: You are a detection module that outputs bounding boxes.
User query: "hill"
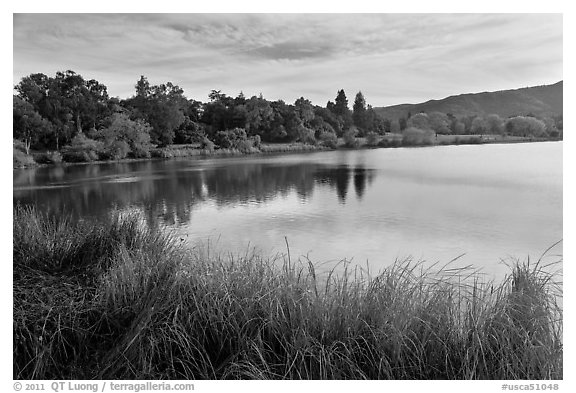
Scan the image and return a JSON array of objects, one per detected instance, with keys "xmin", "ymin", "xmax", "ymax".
[{"xmin": 374, "ymin": 81, "xmax": 563, "ymax": 120}]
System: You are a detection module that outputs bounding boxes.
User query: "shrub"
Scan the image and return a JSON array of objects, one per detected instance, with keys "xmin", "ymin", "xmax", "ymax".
[
  {"xmin": 402, "ymin": 127, "xmax": 434, "ymax": 146},
  {"xmin": 366, "ymin": 132, "xmax": 379, "ymax": 146},
  {"xmin": 200, "ymin": 137, "xmax": 215, "ymax": 152},
  {"xmin": 343, "ymin": 126, "xmax": 359, "ymax": 147},
  {"xmin": 251, "ymin": 134, "xmax": 262, "ymax": 149},
  {"xmin": 13, "ymin": 139, "xmax": 29, "ymax": 154},
  {"xmin": 62, "ymin": 133, "xmax": 104, "ymax": 162},
  {"xmin": 215, "ymin": 128, "xmax": 248, "ymax": 149},
  {"xmin": 34, "ymin": 151, "xmax": 63, "ymax": 164},
  {"xmin": 13, "ymin": 147, "xmax": 36, "ymax": 167},
  {"xmin": 297, "ymin": 126, "xmax": 317, "ymax": 145},
  {"xmin": 100, "ymin": 113, "xmax": 154, "ymax": 158},
  {"xmin": 62, "ymin": 151, "xmax": 97, "ymax": 163},
  {"xmin": 101, "ymin": 140, "xmax": 131, "ymax": 160},
  {"xmin": 378, "ymin": 137, "xmax": 402, "ymax": 148},
  {"xmin": 505, "ymin": 116, "xmax": 547, "ymax": 137},
  {"xmin": 236, "ymin": 139, "xmax": 257, "ymax": 153},
  {"xmin": 319, "ymin": 131, "xmax": 338, "ymax": 149}
]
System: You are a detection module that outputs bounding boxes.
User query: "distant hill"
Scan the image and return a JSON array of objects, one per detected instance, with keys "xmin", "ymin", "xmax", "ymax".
[{"xmin": 374, "ymin": 81, "xmax": 563, "ymax": 120}]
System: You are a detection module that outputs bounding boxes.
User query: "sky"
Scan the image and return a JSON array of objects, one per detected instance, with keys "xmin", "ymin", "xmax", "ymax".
[{"xmin": 13, "ymin": 13, "xmax": 563, "ymax": 108}]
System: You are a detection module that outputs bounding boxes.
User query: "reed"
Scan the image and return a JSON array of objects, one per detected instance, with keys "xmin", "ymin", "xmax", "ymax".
[{"xmin": 13, "ymin": 207, "xmax": 562, "ymax": 379}]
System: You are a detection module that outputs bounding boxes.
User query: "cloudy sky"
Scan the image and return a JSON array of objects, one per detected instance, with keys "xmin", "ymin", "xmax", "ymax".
[{"xmin": 13, "ymin": 13, "xmax": 562, "ymax": 107}]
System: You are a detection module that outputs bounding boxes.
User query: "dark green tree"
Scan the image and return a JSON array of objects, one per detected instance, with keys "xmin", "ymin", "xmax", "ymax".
[{"xmin": 352, "ymin": 91, "xmax": 367, "ymax": 133}]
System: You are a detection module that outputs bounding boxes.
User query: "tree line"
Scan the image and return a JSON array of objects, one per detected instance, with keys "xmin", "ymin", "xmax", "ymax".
[{"xmin": 13, "ymin": 70, "xmax": 563, "ymax": 163}]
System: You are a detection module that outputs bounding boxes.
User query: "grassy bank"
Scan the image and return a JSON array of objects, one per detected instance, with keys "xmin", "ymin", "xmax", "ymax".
[
  {"xmin": 13, "ymin": 207, "xmax": 563, "ymax": 380},
  {"xmin": 14, "ymin": 135, "xmax": 561, "ymax": 169}
]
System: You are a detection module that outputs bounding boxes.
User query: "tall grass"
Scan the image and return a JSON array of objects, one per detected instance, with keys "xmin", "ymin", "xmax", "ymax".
[{"xmin": 13, "ymin": 207, "xmax": 562, "ymax": 379}]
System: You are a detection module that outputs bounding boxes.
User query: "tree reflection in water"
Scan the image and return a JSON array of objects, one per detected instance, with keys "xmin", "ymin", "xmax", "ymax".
[{"xmin": 13, "ymin": 159, "xmax": 375, "ymax": 227}]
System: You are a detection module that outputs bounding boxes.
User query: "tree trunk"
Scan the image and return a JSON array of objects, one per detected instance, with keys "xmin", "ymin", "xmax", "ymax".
[{"xmin": 76, "ymin": 113, "xmax": 82, "ymax": 134}]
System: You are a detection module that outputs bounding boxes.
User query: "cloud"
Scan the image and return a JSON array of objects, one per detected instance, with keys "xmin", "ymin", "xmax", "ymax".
[{"xmin": 13, "ymin": 13, "xmax": 562, "ymax": 106}]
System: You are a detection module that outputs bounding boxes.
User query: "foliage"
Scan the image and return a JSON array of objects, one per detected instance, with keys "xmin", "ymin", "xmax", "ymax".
[
  {"xmin": 505, "ymin": 116, "xmax": 547, "ymax": 137},
  {"xmin": 34, "ymin": 151, "xmax": 63, "ymax": 165},
  {"xmin": 123, "ymin": 77, "xmax": 187, "ymax": 146},
  {"xmin": 407, "ymin": 113, "xmax": 431, "ymax": 130},
  {"xmin": 402, "ymin": 127, "xmax": 435, "ymax": 146},
  {"xmin": 99, "ymin": 113, "xmax": 153, "ymax": 158},
  {"xmin": 485, "ymin": 114, "xmax": 505, "ymax": 135},
  {"xmin": 471, "ymin": 117, "xmax": 487, "ymax": 135},
  {"xmin": 428, "ymin": 112, "xmax": 450, "ymax": 135},
  {"xmin": 343, "ymin": 126, "xmax": 359, "ymax": 147},
  {"xmin": 13, "ymin": 96, "xmax": 55, "ymax": 151},
  {"xmin": 200, "ymin": 137, "xmax": 215, "ymax": 152},
  {"xmin": 319, "ymin": 131, "xmax": 338, "ymax": 149},
  {"xmin": 352, "ymin": 91, "xmax": 367, "ymax": 132},
  {"xmin": 365, "ymin": 131, "xmax": 379, "ymax": 146},
  {"xmin": 296, "ymin": 125, "xmax": 317, "ymax": 145},
  {"xmin": 214, "ymin": 128, "xmax": 249, "ymax": 149},
  {"xmin": 14, "ymin": 71, "xmax": 111, "ymax": 149},
  {"xmin": 61, "ymin": 133, "xmax": 104, "ymax": 162},
  {"xmin": 390, "ymin": 119, "xmax": 401, "ymax": 134},
  {"xmin": 13, "ymin": 70, "xmax": 561, "ymax": 162},
  {"xmin": 13, "ymin": 147, "xmax": 36, "ymax": 167}
]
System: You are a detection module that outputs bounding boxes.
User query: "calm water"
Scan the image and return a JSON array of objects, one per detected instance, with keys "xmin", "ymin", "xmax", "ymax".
[{"xmin": 13, "ymin": 142, "xmax": 563, "ymax": 278}]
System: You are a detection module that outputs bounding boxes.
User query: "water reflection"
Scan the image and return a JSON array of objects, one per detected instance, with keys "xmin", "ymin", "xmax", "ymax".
[{"xmin": 13, "ymin": 159, "xmax": 375, "ymax": 227}]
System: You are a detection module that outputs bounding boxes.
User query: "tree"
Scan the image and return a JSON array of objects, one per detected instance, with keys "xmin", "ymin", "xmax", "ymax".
[
  {"xmin": 244, "ymin": 96, "xmax": 274, "ymax": 136},
  {"xmin": 505, "ymin": 116, "xmax": 546, "ymax": 137},
  {"xmin": 123, "ymin": 77, "xmax": 187, "ymax": 145},
  {"xmin": 470, "ymin": 117, "xmax": 487, "ymax": 135},
  {"xmin": 485, "ymin": 114, "xmax": 504, "ymax": 135},
  {"xmin": 314, "ymin": 107, "xmax": 343, "ymax": 136},
  {"xmin": 13, "ymin": 96, "xmax": 54, "ymax": 152},
  {"xmin": 352, "ymin": 91, "xmax": 367, "ymax": 132},
  {"xmin": 390, "ymin": 119, "xmax": 401, "ymax": 134},
  {"xmin": 99, "ymin": 113, "xmax": 153, "ymax": 158},
  {"xmin": 14, "ymin": 70, "xmax": 112, "ymax": 149},
  {"xmin": 294, "ymin": 97, "xmax": 315, "ymax": 127},
  {"xmin": 407, "ymin": 113, "xmax": 430, "ymax": 130},
  {"xmin": 333, "ymin": 89, "xmax": 349, "ymax": 117},
  {"xmin": 399, "ymin": 117, "xmax": 407, "ymax": 131},
  {"xmin": 428, "ymin": 112, "xmax": 450, "ymax": 136}
]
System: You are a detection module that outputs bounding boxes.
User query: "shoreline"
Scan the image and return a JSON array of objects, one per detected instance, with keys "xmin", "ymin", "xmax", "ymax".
[{"xmin": 13, "ymin": 135, "xmax": 561, "ymax": 171}]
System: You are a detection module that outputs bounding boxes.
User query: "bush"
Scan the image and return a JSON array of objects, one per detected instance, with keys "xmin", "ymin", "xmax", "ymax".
[
  {"xmin": 251, "ymin": 134, "xmax": 262, "ymax": 149},
  {"xmin": 101, "ymin": 140, "xmax": 131, "ymax": 160},
  {"xmin": 62, "ymin": 133, "xmax": 104, "ymax": 162},
  {"xmin": 236, "ymin": 139, "xmax": 257, "ymax": 153},
  {"xmin": 402, "ymin": 127, "xmax": 434, "ymax": 146},
  {"xmin": 343, "ymin": 126, "xmax": 359, "ymax": 147},
  {"xmin": 366, "ymin": 132, "xmax": 379, "ymax": 146},
  {"xmin": 378, "ymin": 138, "xmax": 402, "ymax": 148},
  {"xmin": 100, "ymin": 113, "xmax": 154, "ymax": 158},
  {"xmin": 13, "ymin": 147, "xmax": 36, "ymax": 167},
  {"xmin": 62, "ymin": 151, "xmax": 98, "ymax": 163},
  {"xmin": 200, "ymin": 137, "xmax": 215, "ymax": 152},
  {"xmin": 319, "ymin": 131, "xmax": 338, "ymax": 149},
  {"xmin": 297, "ymin": 126, "xmax": 317, "ymax": 145},
  {"xmin": 215, "ymin": 128, "xmax": 248, "ymax": 149},
  {"xmin": 13, "ymin": 139, "xmax": 29, "ymax": 154},
  {"xmin": 34, "ymin": 151, "xmax": 63, "ymax": 164}
]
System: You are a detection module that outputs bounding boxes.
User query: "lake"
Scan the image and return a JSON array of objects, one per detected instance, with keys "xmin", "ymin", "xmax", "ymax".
[{"xmin": 13, "ymin": 142, "xmax": 563, "ymax": 278}]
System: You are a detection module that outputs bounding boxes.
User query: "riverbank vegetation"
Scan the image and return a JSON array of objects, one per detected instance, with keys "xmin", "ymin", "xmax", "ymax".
[
  {"xmin": 13, "ymin": 70, "xmax": 563, "ymax": 168},
  {"xmin": 13, "ymin": 206, "xmax": 563, "ymax": 380}
]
